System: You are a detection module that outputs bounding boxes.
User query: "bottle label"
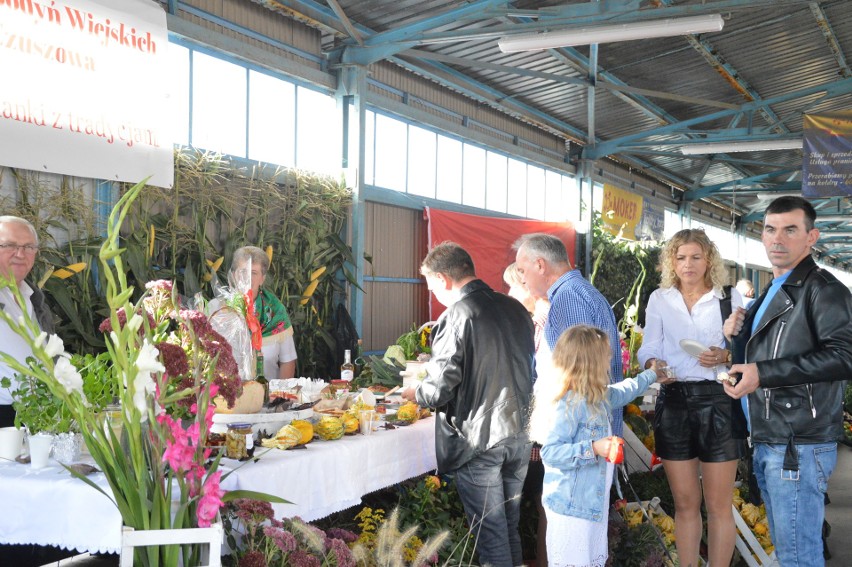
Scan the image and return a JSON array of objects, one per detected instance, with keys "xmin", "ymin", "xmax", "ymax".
[{"xmin": 341, "ymin": 369, "xmax": 354, "ymax": 382}]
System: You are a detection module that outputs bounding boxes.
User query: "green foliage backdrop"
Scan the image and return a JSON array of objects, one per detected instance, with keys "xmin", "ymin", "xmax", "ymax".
[
  {"xmin": 589, "ymin": 216, "xmax": 662, "ymax": 329},
  {"xmin": 0, "ymin": 151, "xmax": 354, "ymax": 378}
]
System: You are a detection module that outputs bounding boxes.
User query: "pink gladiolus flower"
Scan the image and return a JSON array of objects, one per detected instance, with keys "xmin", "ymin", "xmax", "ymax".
[
  {"xmin": 159, "ymin": 414, "xmax": 195, "ymax": 474},
  {"xmin": 197, "ymin": 471, "xmax": 224, "ymax": 528}
]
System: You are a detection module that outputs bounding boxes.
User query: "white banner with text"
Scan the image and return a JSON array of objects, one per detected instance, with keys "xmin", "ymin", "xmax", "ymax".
[{"xmin": 0, "ymin": 0, "xmax": 173, "ymax": 188}]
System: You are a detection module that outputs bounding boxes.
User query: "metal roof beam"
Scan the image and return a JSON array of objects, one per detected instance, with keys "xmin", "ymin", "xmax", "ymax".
[
  {"xmin": 363, "ymin": 0, "xmax": 507, "ymax": 46},
  {"xmin": 251, "ymin": 0, "xmax": 352, "ymax": 36},
  {"xmin": 405, "ymin": 49, "xmax": 738, "ymax": 110},
  {"xmin": 325, "ymin": 0, "xmax": 363, "ymax": 45},
  {"xmin": 530, "ymin": 0, "xmax": 814, "ymax": 21},
  {"xmin": 684, "ymin": 169, "xmax": 800, "ymax": 201},
  {"xmin": 810, "ymin": 2, "xmax": 852, "ymax": 78},
  {"xmin": 586, "ymin": 77, "xmax": 852, "ymax": 159},
  {"xmin": 685, "ymin": 34, "xmax": 789, "ymax": 134}
]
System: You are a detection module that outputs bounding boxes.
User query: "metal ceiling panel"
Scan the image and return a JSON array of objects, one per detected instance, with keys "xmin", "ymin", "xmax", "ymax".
[{"xmin": 238, "ymin": 0, "xmax": 852, "ymax": 247}]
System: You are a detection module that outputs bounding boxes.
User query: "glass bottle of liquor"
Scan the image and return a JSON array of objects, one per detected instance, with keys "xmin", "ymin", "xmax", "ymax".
[
  {"xmin": 354, "ymin": 339, "xmax": 366, "ymax": 378},
  {"xmin": 340, "ymin": 349, "xmax": 355, "ymax": 382},
  {"xmin": 255, "ymin": 350, "xmax": 269, "ymax": 406}
]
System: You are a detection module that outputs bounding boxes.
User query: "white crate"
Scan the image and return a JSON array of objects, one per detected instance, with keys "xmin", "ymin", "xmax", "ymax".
[
  {"xmin": 622, "ymin": 423, "xmax": 661, "ymax": 473},
  {"xmin": 732, "ymin": 505, "xmax": 779, "ymax": 567},
  {"xmin": 120, "ymin": 522, "xmax": 223, "ymax": 567}
]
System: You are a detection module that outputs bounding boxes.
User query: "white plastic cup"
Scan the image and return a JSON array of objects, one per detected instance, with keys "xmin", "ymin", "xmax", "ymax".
[
  {"xmin": 0, "ymin": 427, "xmax": 23, "ymax": 461},
  {"xmin": 359, "ymin": 410, "xmax": 376, "ymax": 435},
  {"xmin": 28, "ymin": 434, "xmax": 54, "ymax": 469}
]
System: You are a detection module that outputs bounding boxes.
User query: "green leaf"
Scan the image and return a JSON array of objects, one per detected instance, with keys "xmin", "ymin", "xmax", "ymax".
[{"xmin": 222, "ymin": 490, "xmax": 292, "ymax": 504}]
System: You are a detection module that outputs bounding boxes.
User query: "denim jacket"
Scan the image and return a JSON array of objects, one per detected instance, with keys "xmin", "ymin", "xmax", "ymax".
[{"xmin": 540, "ymin": 369, "xmax": 657, "ymax": 521}]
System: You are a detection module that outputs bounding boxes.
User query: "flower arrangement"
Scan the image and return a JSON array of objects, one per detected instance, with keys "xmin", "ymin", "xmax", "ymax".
[
  {"xmin": 223, "ymin": 499, "xmax": 360, "ymax": 567},
  {"xmin": 0, "ymin": 181, "xmax": 255, "ymax": 566},
  {"xmin": 223, "ymin": 497, "xmax": 448, "ymax": 567}
]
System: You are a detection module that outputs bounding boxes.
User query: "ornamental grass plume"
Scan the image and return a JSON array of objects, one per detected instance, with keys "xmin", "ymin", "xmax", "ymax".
[{"xmin": 0, "ymin": 180, "xmax": 245, "ymax": 566}]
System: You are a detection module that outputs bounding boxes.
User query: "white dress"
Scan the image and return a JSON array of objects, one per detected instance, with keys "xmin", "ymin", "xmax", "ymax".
[{"xmin": 544, "ymin": 441, "xmax": 614, "ymax": 567}]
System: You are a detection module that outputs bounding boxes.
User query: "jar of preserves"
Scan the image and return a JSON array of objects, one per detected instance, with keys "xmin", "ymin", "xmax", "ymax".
[{"xmin": 226, "ymin": 423, "xmax": 253, "ymax": 460}]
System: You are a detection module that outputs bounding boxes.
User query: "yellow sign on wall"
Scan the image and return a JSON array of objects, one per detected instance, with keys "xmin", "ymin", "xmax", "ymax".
[{"xmin": 602, "ymin": 184, "xmax": 644, "ymax": 240}]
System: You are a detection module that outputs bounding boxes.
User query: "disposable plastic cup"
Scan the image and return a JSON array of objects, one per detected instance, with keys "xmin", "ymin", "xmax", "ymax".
[
  {"xmin": 360, "ymin": 410, "xmax": 376, "ymax": 435},
  {"xmin": 0, "ymin": 427, "xmax": 23, "ymax": 461},
  {"xmin": 28, "ymin": 434, "xmax": 53, "ymax": 469}
]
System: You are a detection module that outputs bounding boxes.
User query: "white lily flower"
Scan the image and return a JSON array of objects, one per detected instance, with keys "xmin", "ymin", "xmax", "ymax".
[
  {"xmin": 54, "ymin": 357, "xmax": 84, "ymax": 394},
  {"xmin": 44, "ymin": 334, "xmax": 65, "ymax": 358}
]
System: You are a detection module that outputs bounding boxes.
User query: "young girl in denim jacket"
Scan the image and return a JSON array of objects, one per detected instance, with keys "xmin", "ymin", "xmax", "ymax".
[{"xmin": 530, "ymin": 325, "xmax": 669, "ymax": 566}]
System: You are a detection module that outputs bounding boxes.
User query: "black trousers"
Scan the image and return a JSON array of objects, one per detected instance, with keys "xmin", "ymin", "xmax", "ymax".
[{"xmin": 0, "ymin": 404, "xmax": 15, "ymax": 428}]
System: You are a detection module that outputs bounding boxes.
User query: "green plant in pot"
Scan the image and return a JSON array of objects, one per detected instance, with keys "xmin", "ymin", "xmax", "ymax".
[
  {"xmin": 1, "ymin": 371, "xmax": 71, "ymax": 436},
  {"xmin": 1, "ymin": 350, "xmax": 117, "ymax": 464},
  {"xmin": 2, "ymin": 368, "xmax": 65, "ymax": 467}
]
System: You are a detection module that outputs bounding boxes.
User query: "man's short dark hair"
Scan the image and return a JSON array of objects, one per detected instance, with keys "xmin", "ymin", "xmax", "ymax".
[
  {"xmin": 421, "ymin": 242, "xmax": 476, "ymax": 282},
  {"xmin": 513, "ymin": 233, "xmax": 569, "ymax": 266},
  {"xmin": 765, "ymin": 196, "xmax": 816, "ymax": 231}
]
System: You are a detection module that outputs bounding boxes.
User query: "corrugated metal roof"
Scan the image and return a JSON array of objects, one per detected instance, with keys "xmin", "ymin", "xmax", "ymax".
[{"xmin": 259, "ymin": 0, "xmax": 852, "ymax": 258}]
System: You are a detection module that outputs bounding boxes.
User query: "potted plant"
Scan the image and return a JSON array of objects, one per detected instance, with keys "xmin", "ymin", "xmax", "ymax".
[
  {"xmin": 0, "ymin": 351, "xmax": 118, "ymax": 464},
  {"xmin": 1, "ymin": 370, "xmax": 63, "ymax": 467}
]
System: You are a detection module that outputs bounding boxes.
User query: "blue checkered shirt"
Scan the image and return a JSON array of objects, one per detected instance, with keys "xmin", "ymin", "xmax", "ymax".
[{"xmin": 544, "ymin": 269, "xmax": 625, "ymax": 436}]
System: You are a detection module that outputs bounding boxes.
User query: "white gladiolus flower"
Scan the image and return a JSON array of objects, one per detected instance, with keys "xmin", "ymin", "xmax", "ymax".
[
  {"xmin": 137, "ymin": 341, "xmax": 165, "ymax": 374},
  {"xmin": 44, "ymin": 334, "xmax": 66, "ymax": 358},
  {"xmin": 55, "ymin": 357, "xmax": 83, "ymax": 394},
  {"xmin": 34, "ymin": 332, "xmax": 47, "ymax": 349},
  {"xmin": 131, "ymin": 341, "xmax": 165, "ymax": 416},
  {"xmin": 127, "ymin": 313, "xmax": 144, "ymax": 334}
]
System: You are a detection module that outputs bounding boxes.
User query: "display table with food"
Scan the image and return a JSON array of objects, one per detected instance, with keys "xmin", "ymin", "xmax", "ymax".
[
  {"xmin": 0, "ymin": 408, "xmax": 436, "ymax": 554},
  {"xmin": 219, "ymin": 414, "xmax": 436, "ymax": 522}
]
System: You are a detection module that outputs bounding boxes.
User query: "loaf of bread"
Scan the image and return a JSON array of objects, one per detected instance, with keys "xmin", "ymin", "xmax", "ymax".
[{"xmin": 214, "ymin": 380, "xmax": 264, "ymax": 414}]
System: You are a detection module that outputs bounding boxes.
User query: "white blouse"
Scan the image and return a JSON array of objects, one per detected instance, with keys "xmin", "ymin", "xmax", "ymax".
[{"xmin": 637, "ymin": 286, "xmax": 743, "ymax": 382}]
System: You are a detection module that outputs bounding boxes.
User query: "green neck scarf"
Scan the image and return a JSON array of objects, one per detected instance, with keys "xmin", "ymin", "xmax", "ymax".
[{"xmin": 254, "ymin": 288, "xmax": 292, "ymax": 337}]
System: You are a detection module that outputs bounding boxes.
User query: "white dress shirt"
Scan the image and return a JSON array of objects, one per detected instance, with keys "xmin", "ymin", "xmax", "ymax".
[
  {"xmin": 638, "ymin": 286, "xmax": 743, "ymax": 383},
  {"xmin": 0, "ymin": 283, "xmax": 38, "ymax": 405}
]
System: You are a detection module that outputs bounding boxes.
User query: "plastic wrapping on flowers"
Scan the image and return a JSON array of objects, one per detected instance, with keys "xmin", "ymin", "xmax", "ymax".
[{"xmin": 0, "ymin": 180, "xmax": 275, "ymax": 567}]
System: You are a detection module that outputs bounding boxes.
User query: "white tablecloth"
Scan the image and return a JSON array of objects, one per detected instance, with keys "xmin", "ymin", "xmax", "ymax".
[
  {"xmin": 0, "ymin": 459, "xmax": 122, "ymax": 554},
  {"xmin": 0, "ymin": 418, "xmax": 437, "ymax": 554}
]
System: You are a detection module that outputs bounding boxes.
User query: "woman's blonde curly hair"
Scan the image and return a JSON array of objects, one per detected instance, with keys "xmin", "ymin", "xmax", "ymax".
[{"xmin": 659, "ymin": 229, "xmax": 729, "ymax": 291}]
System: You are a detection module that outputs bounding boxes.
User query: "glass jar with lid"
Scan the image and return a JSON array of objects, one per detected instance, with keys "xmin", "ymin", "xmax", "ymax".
[{"xmin": 226, "ymin": 422, "xmax": 253, "ymax": 459}]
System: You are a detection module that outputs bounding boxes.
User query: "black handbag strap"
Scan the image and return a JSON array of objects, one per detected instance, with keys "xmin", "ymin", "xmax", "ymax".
[{"xmin": 720, "ymin": 284, "xmax": 733, "ymax": 322}]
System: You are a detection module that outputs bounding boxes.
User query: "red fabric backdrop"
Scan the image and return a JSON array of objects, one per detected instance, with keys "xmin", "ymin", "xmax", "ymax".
[{"xmin": 425, "ymin": 207, "xmax": 576, "ymax": 319}]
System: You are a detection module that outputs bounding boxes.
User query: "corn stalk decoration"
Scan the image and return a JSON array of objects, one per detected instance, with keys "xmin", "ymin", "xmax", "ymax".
[{"xmin": 0, "ymin": 150, "xmax": 355, "ymax": 378}]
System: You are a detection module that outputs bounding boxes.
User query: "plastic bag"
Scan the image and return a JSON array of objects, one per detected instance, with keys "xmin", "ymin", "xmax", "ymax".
[{"xmin": 205, "ymin": 258, "xmax": 254, "ymax": 381}]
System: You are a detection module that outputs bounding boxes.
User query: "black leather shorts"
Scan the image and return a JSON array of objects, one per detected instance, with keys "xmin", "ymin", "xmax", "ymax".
[{"xmin": 653, "ymin": 381, "xmax": 744, "ymax": 462}]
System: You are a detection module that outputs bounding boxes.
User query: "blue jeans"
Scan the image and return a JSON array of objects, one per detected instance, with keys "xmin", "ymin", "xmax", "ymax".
[
  {"xmin": 451, "ymin": 436, "xmax": 531, "ymax": 567},
  {"xmin": 752, "ymin": 442, "xmax": 837, "ymax": 567}
]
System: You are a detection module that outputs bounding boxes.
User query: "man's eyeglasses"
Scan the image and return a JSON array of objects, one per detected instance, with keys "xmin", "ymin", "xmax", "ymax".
[{"xmin": 0, "ymin": 243, "xmax": 39, "ymax": 255}]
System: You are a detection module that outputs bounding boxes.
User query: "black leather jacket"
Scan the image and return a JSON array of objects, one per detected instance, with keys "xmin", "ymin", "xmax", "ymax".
[
  {"xmin": 415, "ymin": 279, "xmax": 535, "ymax": 473},
  {"xmin": 731, "ymin": 256, "xmax": 852, "ymax": 446}
]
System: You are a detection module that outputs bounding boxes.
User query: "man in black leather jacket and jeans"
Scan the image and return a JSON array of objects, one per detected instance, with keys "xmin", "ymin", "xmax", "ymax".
[
  {"xmin": 402, "ymin": 242, "xmax": 535, "ymax": 567},
  {"xmin": 724, "ymin": 196, "xmax": 852, "ymax": 567}
]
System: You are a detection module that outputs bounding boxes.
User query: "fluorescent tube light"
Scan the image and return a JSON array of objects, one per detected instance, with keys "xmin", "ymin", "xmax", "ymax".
[
  {"xmin": 755, "ymin": 191, "xmax": 803, "ymax": 201},
  {"xmin": 816, "ymin": 216, "xmax": 852, "ymax": 223},
  {"xmin": 497, "ymin": 14, "xmax": 724, "ymax": 53},
  {"xmin": 680, "ymin": 139, "xmax": 803, "ymax": 155}
]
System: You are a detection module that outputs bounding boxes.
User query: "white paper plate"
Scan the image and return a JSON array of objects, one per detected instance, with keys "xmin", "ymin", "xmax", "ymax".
[{"xmin": 679, "ymin": 339, "xmax": 709, "ymax": 358}]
